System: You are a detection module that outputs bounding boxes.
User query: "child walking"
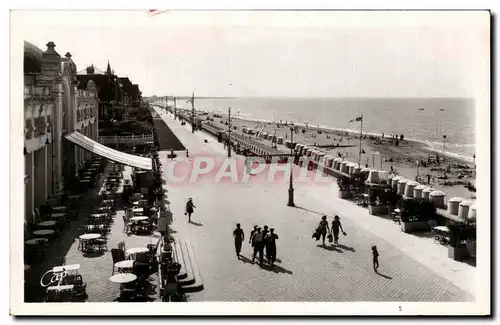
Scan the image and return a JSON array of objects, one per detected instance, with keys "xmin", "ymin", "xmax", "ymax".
[{"xmin": 372, "ymin": 245, "xmax": 379, "ymax": 273}]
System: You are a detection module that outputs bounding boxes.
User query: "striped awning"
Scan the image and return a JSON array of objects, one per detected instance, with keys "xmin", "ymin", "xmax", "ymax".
[{"xmin": 64, "ymin": 131, "xmax": 152, "ymax": 170}]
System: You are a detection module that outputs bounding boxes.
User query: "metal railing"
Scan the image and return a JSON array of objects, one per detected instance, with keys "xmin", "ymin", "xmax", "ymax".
[{"xmin": 98, "ymin": 134, "xmax": 154, "ymax": 145}]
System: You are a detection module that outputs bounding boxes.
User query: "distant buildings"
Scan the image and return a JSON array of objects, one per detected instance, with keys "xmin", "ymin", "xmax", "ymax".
[{"xmin": 77, "ymin": 63, "xmax": 142, "ymax": 122}]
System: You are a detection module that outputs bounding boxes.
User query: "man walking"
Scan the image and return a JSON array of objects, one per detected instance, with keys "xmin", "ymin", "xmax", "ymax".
[
  {"xmin": 185, "ymin": 197, "xmax": 196, "ymax": 223},
  {"xmin": 251, "ymin": 227, "xmax": 264, "ymax": 266},
  {"xmin": 233, "ymin": 223, "xmax": 244, "ymax": 258},
  {"xmin": 249, "ymin": 225, "xmax": 258, "ymax": 246},
  {"xmin": 266, "ymin": 228, "xmax": 279, "ymax": 266}
]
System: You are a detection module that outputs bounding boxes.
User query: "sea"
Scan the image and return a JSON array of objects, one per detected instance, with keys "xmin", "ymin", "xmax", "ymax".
[{"xmin": 191, "ymin": 97, "xmax": 476, "ymax": 163}]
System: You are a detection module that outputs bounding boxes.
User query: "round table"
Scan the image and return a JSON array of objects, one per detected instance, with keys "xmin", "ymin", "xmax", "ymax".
[
  {"xmin": 25, "ymin": 238, "xmax": 48, "ymax": 245},
  {"xmin": 109, "ymin": 273, "xmax": 137, "ymax": 284},
  {"xmin": 37, "ymin": 221, "xmax": 57, "ymax": 227},
  {"xmin": 126, "ymin": 247, "xmax": 149, "ymax": 255},
  {"xmin": 33, "ymin": 229, "xmax": 54, "ymax": 237},
  {"xmin": 51, "ymin": 213, "xmax": 66, "ymax": 218},
  {"xmin": 130, "ymin": 216, "xmax": 149, "ymax": 222},
  {"xmin": 52, "ymin": 206, "xmax": 67, "ymax": 212},
  {"xmin": 114, "ymin": 260, "xmax": 134, "ymax": 271},
  {"xmin": 68, "ymin": 195, "xmax": 82, "ymax": 200},
  {"xmin": 79, "ymin": 233, "xmax": 101, "ymax": 240},
  {"xmin": 132, "ymin": 208, "xmax": 143, "ymax": 213},
  {"xmin": 132, "ymin": 201, "xmax": 139, "ymax": 206}
]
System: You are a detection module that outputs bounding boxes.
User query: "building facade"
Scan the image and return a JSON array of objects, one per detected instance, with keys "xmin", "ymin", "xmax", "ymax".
[
  {"xmin": 78, "ymin": 63, "xmax": 142, "ymax": 123},
  {"xmin": 24, "ymin": 41, "xmax": 99, "ymax": 224}
]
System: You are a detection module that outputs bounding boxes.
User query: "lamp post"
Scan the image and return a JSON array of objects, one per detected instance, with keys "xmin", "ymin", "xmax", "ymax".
[
  {"xmin": 228, "ymin": 106, "xmax": 232, "ymax": 158},
  {"xmin": 190, "ymin": 92, "xmax": 195, "ymax": 133},
  {"xmin": 288, "ymin": 125, "xmax": 296, "ymax": 207},
  {"xmin": 173, "ymin": 96, "xmax": 177, "ymax": 119}
]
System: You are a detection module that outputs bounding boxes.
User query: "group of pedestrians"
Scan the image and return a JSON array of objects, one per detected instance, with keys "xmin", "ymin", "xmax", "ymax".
[
  {"xmin": 314, "ymin": 215, "xmax": 381, "ymax": 273},
  {"xmin": 232, "ymin": 224, "xmax": 279, "ymax": 267},
  {"xmin": 314, "ymin": 215, "xmax": 346, "ymax": 246}
]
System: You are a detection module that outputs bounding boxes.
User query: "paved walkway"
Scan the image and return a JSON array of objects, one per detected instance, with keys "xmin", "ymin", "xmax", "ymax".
[
  {"xmin": 154, "ymin": 107, "xmax": 475, "ymax": 302},
  {"xmin": 25, "ymin": 165, "xmax": 159, "ymax": 302}
]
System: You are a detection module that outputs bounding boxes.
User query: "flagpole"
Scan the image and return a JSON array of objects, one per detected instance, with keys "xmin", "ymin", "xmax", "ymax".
[{"xmin": 358, "ymin": 114, "xmax": 363, "ymax": 167}]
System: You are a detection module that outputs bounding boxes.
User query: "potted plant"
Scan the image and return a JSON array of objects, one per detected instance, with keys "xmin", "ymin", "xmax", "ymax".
[
  {"xmin": 337, "ymin": 176, "xmax": 353, "ymax": 199},
  {"xmin": 447, "ymin": 222, "xmax": 469, "ymax": 261},
  {"xmin": 465, "ymin": 223, "xmax": 476, "ymax": 259},
  {"xmin": 399, "ymin": 198, "xmax": 436, "ymax": 233},
  {"xmin": 368, "ymin": 187, "xmax": 380, "ymax": 215}
]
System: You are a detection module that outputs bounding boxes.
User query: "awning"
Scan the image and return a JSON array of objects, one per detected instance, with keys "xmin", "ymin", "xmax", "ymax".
[{"xmin": 64, "ymin": 131, "xmax": 153, "ymax": 170}]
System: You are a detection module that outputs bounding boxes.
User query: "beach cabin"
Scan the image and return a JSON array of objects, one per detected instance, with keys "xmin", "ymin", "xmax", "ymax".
[
  {"xmin": 277, "ymin": 137, "xmax": 284, "ymax": 145},
  {"xmin": 317, "ymin": 152, "xmax": 326, "ymax": 163},
  {"xmin": 248, "ymin": 129, "xmax": 255, "ymax": 135}
]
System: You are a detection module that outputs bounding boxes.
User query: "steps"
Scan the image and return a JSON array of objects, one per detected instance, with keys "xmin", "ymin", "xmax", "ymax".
[
  {"xmin": 180, "ymin": 241, "xmax": 204, "ymax": 293},
  {"xmin": 172, "ymin": 240, "xmax": 204, "ymax": 293}
]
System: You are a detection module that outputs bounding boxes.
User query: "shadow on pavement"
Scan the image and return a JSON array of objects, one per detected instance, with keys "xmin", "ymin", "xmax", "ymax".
[
  {"xmin": 337, "ymin": 244, "xmax": 356, "ymax": 252},
  {"xmin": 376, "ymin": 272, "xmax": 393, "ymax": 280},
  {"xmin": 238, "ymin": 255, "xmax": 254, "ymax": 265},
  {"xmin": 189, "ymin": 221, "xmax": 203, "ymax": 227},
  {"xmin": 295, "ymin": 205, "xmax": 323, "ymax": 216},
  {"xmin": 82, "ymin": 251, "xmax": 105, "ymax": 258},
  {"xmin": 260, "ymin": 264, "xmax": 293, "ymax": 275},
  {"xmin": 316, "ymin": 244, "xmax": 343, "ymax": 253}
]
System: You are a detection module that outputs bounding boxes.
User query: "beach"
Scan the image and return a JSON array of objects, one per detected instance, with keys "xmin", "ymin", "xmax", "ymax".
[{"xmin": 197, "ymin": 111, "xmax": 476, "ymax": 200}]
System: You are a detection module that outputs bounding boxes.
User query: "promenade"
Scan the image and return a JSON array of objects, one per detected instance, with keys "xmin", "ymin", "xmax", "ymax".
[{"xmin": 154, "ymin": 108, "xmax": 475, "ymax": 302}]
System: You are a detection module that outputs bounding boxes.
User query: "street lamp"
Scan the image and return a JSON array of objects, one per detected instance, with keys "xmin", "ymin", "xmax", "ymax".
[
  {"xmin": 288, "ymin": 125, "xmax": 297, "ymax": 207},
  {"xmin": 228, "ymin": 107, "xmax": 232, "ymax": 158}
]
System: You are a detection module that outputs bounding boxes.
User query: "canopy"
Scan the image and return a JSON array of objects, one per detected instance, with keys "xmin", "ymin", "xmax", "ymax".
[{"xmin": 64, "ymin": 131, "xmax": 153, "ymax": 170}]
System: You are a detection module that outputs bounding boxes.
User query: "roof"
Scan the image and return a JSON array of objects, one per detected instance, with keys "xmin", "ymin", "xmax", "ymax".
[{"xmin": 24, "ymin": 41, "xmax": 43, "ymax": 74}]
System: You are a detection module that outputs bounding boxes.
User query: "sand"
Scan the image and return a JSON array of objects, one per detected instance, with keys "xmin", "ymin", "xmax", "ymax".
[{"xmin": 198, "ymin": 111, "xmax": 476, "ymax": 201}]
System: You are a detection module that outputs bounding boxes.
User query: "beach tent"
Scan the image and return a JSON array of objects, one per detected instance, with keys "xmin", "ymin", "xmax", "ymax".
[
  {"xmin": 467, "ymin": 203, "xmax": 477, "ymax": 222},
  {"xmin": 429, "ymin": 190, "xmax": 446, "ymax": 209},
  {"xmin": 447, "ymin": 197, "xmax": 464, "ymax": 215},
  {"xmin": 458, "ymin": 200, "xmax": 474, "ymax": 220},
  {"xmin": 277, "ymin": 137, "xmax": 284, "ymax": 144},
  {"xmin": 414, "ymin": 184, "xmax": 427, "ymax": 198},
  {"xmin": 404, "ymin": 181, "xmax": 420, "ymax": 198},
  {"xmin": 397, "ymin": 178, "xmax": 409, "ymax": 195}
]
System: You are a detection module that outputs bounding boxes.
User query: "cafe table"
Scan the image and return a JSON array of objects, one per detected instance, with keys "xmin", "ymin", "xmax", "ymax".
[
  {"xmin": 25, "ymin": 238, "xmax": 48, "ymax": 245},
  {"xmin": 52, "ymin": 206, "xmax": 67, "ymax": 212},
  {"xmin": 126, "ymin": 247, "xmax": 149, "ymax": 259},
  {"xmin": 114, "ymin": 260, "xmax": 134, "ymax": 272},
  {"xmin": 37, "ymin": 221, "xmax": 57, "ymax": 227},
  {"xmin": 130, "ymin": 216, "xmax": 149, "ymax": 222},
  {"xmin": 109, "ymin": 273, "xmax": 137, "ymax": 284},
  {"xmin": 79, "ymin": 233, "xmax": 101, "ymax": 241},
  {"xmin": 33, "ymin": 229, "xmax": 55, "ymax": 237},
  {"xmin": 51, "ymin": 213, "xmax": 66, "ymax": 220},
  {"xmin": 53, "ymin": 264, "xmax": 80, "ymax": 273},
  {"xmin": 132, "ymin": 208, "xmax": 143, "ymax": 214}
]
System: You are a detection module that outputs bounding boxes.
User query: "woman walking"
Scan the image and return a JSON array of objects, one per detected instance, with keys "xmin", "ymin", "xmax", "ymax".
[
  {"xmin": 185, "ymin": 197, "xmax": 196, "ymax": 223},
  {"xmin": 233, "ymin": 223, "xmax": 245, "ymax": 258},
  {"xmin": 318, "ymin": 216, "xmax": 330, "ymax": 247},
  {"xmin": 331, "ymin": 215, "xmax": 346, "ymax": 245},
  {"xmin": 372, "ymin": 245, "xmax": 379, "ymax": 273}
]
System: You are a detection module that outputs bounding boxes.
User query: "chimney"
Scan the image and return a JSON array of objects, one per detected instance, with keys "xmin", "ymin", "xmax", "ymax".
[{"xmin": 37, "ymin": 41, "xmax": 61, "ymax": 87}]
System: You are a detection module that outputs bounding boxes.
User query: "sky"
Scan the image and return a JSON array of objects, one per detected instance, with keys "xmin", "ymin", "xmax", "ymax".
[{"xmin": 12, "ymin": 10, "xmax": 489, "ymax": 98}]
